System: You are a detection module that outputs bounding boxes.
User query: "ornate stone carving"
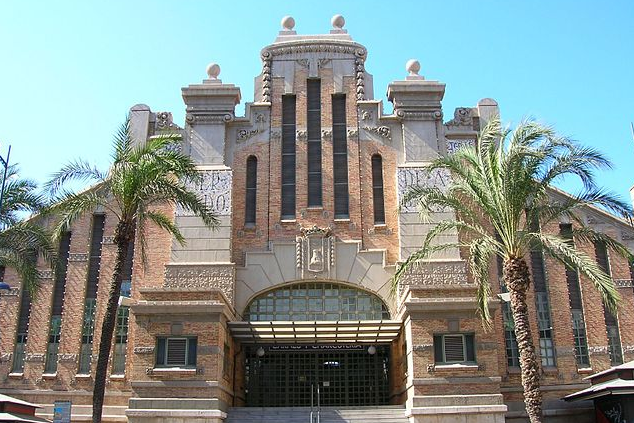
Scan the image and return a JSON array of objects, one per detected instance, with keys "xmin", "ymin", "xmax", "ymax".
[
  {"xmin": 264, "ymin": 43, "xmax": 366, "ymax": 58},
  {"xmin": 615, "ymin": 279, "xmax": 633, "ymax": 288},
  {"xmin": 622, "ymin": 345, "xmax": 634, "ymax": 354},
  {"xmin": 295, "ymin": 59, "xmax": 309, "ymax": 69},
  {"xmin": 1, "ymin": 287, "xmax": 19, "ymax": 296},
  {"xmin": 237, "ymin": 128, "xmax": 261, "ymax": 142},
  {"xmin": 24, "ymin": 353, "xmax": 46, "ymax": 363},
  {"xmin": 134, "ymin": 346, "xmax": 155, "ymax": 355},
  {"xmin": 261, "ymin": 51, "xmax": 272, "ymax": 102},
  {"xmin": 446, "ymin": 138, "xmax": 476, "ymax": 155},
  {"xmin": 177, "ymin": 170, "xmax": 232, "ymax": 216},
  {"xmin": 397, "ymin": 167, "xmax": 451, "ymax": 212},
  {"xmin": 397, "ymin": 261, "xmax": 470, "ymax": 294},
  {"xmin": 621, "ymin": 231, "xmax": 634, "ymax": 241},
  {"xmin": 321, "ymin": 129, "xmax": 332, "ymax": 140},
  {"xmin": 255, "ymin": 113, "xmax": 267, "ymax": 123},
  {"xmin": 185, "ymin": 113, "xmax": 234, "ymax": 125},
  {"xmin": 164, "ymin": 264, "xmax": 234, "ymax": 303},
  {"xmin": 296, "ymin": 130, "xmax": 307, "ymax": 141},
  {"xmin": 318, "ymin": 58, "xmax": 331, "ymax": 68},
  {"xmin": 0, "ymin": 353, "xmax": 12, "ymax": 363},
  {"xmin": 270, "ymin": 129, "xmax": 281, "ymax": 141},
  {"xmin": 68, "ymin": 253, "xmax": 89, "ymax": 262},
  {"xmin": 296, "ymin": 226, "xmax": 335, "ymax": 280},
  {"xmin": 102, "ymin": 236, "xmax": 115, "ymax": 244},
  {"xmin": 355, "ymin": 57, "xmax": 365, "ymax": 101},
  {"xmin": 347, "ymin": 128, "xmax": 358, "ymax": 140},
  {"xmin": 397, "ymin": 110, "xmax": 443, "ymax": 121},
  {"xmin": 363, "ymin": 125, "xmax": 391, "ymax": 141},
  {"xmin": 445, "ymin": 107, "xmax": 473, "ymax": 127},
  {"xmin": 38, "ymin": 270, "xmax": 53, "ymax": 279},
  {"xmin": 58, "ymin": 353, "xmax": 78, "ymax": 363},
  {"xmin": 361, "ymin": 110, "xmax": 373, "ymax": 121},
  {"xmin": 156, "ymin": 111, "xmax": 175, "ymax": 129}
]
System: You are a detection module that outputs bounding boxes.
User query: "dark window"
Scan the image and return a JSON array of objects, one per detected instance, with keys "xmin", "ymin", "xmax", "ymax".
[
  {"xmin": 156, "ymin": 337, "xmax": 197, "ymax": 368},
  {"xmin": 281, "ymin": 95, "xmax": 296, "ymax": 219},
  {"xmin": 223, "ymin": 343, "xmax": 231, "ymax": 378},
  {"xmin": 12, "ymin": 287, "xmax": 32, "ymax": 373},
  {"xmin": 496, "ymin": 237, "xmax": 520, "ymax": 368},
  {"xmin": 595, "ymin": 240, "xmax": 623, "ymax": 365},
  {"xmin": 371, "ymin": 154, "xmax": 385, "ymax": 224},
  {"xmin": 307, "ymin": 79, "xmax": 322, "ymax": 207},
  {"xmin": 79, "ymin": 214, "xmax": 105, "ymax": 373},
  {"xmin": 433, "ymin": 334, "xmax": 475, "ymax": 364},
  {"xmin": 45, "ymin": 231, "xmax": 72, "ymax": 373},
  {"xmin": 245, "ymin": 156, "xmax": 257, "ymax": 225},
  {"xmin": 560, "ymin": 224, "xmax": 590, "ymax": 367},
  {"xmin": 332, "ymin": 94, "xmax": 349, "ymax": 218}
]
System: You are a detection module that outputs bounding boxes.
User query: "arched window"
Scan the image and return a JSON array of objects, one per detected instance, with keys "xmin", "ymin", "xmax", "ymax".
[
  {"xmin": 371, "ymin": 154, "xmax": 385, "ymax": 224},
  {"xmin": 245, "ymin": 156, "xmax": 257, "ymax": 225},
  {"xmin": 244, "ymin": 282, "xmax": 390, "ymax": 321}
]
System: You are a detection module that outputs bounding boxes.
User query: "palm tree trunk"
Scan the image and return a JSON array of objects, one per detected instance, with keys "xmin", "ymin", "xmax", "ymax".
[
  {"xmin": 504, "ymin": 256, "xmax": 542, "ymax": 423},
  {"xmin": 92, "ymin": 220, "xmax": 134, "ymax": 423}
]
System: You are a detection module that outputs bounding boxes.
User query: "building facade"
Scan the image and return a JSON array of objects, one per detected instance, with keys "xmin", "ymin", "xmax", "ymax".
[{"xmin": 2, "ymin": 15, "xmax": 634, "ymax": 423}]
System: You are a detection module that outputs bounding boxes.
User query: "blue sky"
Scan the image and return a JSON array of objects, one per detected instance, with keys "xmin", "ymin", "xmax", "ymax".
[{"xmin": 1, "ymin": 0, "xmax": 633, "ymax": 203}]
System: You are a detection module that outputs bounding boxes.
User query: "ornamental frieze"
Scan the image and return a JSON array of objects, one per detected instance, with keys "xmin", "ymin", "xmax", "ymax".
[
  {"xmin": 58, "ymin": 353, "xmax": 78, "ymax": 363},
  {"xmin": 362, "ymin": 125, "xmax": 391, "ymax": 141},
  {"xmin": 38, "ymin": 270, "xmax": 54, "ymax": 280},
  {"xmin": 24, "ymin": 353, "xmax": 46, "ymax": 363},
  {"xmin": 176, "ymin": 170, "xmax": 232, "ymax": 216},
  {"xmin": 397, "ymin": 167, "xmax": 451, "ymax": 213},
  {"xmin": 445, "ymin": 107, "xmax": 474, "ymax": 127},
  {"xmin": 588, "ymin": 346, "xmax": 609, "ymax": 355},
  {"xmin": 262, "ymin": 44, "xmax": 366, "ymax": 59},
  {"xmin": 615, "ymin": 279, "xmax": 633, "ymax": 288},
  {"xmin": 133, "ymin": 346, "xmax": 155, "ymax": 355},
  {"xmin": 397, "ymin": 261, "xmax": 470, "ymax": 295},
  {"xmin": 164, "ymin": 264, "xmax": 234, "ymax": 304},
  {"xmin": 296, "ymin": 226, "xmax": 335, "ymax": 280},
  {"xmin": 68, "ymin": 253, "xmax": 89, "ymax": 262}
]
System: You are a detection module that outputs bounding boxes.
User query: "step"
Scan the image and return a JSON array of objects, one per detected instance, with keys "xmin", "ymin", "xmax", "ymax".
[{"xmin": 225, "ymin": 406, "xmax": 408, "ymax": 423}]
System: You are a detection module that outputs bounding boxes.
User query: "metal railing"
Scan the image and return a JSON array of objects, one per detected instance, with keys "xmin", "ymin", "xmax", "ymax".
[{"xmin": 310, "ymin": 383, "xmax": 321, "ymax": 423}]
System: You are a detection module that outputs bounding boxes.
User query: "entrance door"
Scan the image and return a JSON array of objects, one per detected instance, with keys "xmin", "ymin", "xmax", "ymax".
[{"xmin": 245, "ymin": 345, "xmax": 389, "ymax": 407}]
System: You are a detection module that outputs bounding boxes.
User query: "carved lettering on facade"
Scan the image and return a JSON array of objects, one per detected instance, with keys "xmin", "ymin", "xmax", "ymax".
[
  {"xmin": 164, "ymin": 264, "xmax": 234, "ymax": 304},
  {"xmin": 177, "ymin": 170, "xmax": 232, "ymax": 216},
  {"xmin": 446, "ymin": 138, "xmax": 476, "ymax": 155},
  {"xmin": 397, "ymin": 167, "xmax": 451, "ymax": 213}
]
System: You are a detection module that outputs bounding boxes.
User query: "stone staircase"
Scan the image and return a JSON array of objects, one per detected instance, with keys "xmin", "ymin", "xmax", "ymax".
[{"xmin": 225, "ymin": 406, "xmax": 408, "ymax": 423}]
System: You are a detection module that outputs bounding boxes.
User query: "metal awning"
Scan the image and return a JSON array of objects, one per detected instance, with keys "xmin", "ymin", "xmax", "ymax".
[{"xmin": 228, "ymin": 320, "xmax": 402, "ymax": 344}]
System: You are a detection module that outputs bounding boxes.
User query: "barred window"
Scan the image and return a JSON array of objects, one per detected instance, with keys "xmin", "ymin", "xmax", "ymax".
[
  {"xmin": 12, "ymin": 287, "xmax": 32, "ymax": 373},
  {"xmin": 332, "ymin": 94, "xmax": 349, "ymax": 218},
  {"xmin": 594, "ymin": 240, "xmax": 623, "ymax": 365},
  {"xmin": 281, "ymin": 95, "xmax": 296, "ymax": 219},
  {"xmin": 371, "ymin": 154, "xmax": 385, "ymax": 225},
  {"xmin": 307, "ymin": 79, "xmax": 322, "ymax": 207},
  {"xmin": 112, "ymin": 306, "xmax": 130, "ymax": 374}
]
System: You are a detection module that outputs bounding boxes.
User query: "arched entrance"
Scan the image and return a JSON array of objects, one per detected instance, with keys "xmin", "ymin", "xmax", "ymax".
[{"xmin": 230, "ymin": 282, "xmax": 399, "ymax": 407}]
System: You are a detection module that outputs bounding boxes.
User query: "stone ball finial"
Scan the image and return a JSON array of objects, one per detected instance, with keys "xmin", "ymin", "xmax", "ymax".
[
  {"xmin": 406, "ymin": 59, "xmax": 421, "ymax": 76},
  {"xmin": 281, "ymin": 16, "xmax": 295, "ymax": 31},
  {"xmin": 206, "ymin": 63, "xmax": 221, "ymax": 80},
  {"xmin": 331, "ymin": 14, "xmax": 345, "ymax": 29}
]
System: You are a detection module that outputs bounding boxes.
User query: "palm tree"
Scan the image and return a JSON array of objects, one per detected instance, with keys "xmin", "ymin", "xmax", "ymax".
[
  {"xmin": 45, "ymin": 117, "xmax": 218, "ymax": 423},
  {"xmin": 393, "ymin": 118, "xmax": 633, "ymax": 423},
  {"xmin": 0, "ymin": 164, "xmax": 56, "ymax": 295}
]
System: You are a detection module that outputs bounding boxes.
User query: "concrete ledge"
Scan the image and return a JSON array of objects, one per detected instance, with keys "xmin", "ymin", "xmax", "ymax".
[
  {"xmin": 126, "ymin": 409, "xmax": 227, "ymax": 418},
  {"xmin": 129, "ymin": 398, "xmax": 221, "ymax": 410},
  {"xmin": 413, "ymin": 394, "xmax": 504, "ymax": 407},
  {"xmin": 408, "ymin": 405, "xmax": 508, "ymax": 415},
  {"xmin": 413, "ymin": 376, "xmax": 501, "ymax": 385}
]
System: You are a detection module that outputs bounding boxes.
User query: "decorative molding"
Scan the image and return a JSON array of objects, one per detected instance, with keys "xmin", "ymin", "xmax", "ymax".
[
  {"xmin": 0, "ymin": 353, "xmax": 12, "ymax": 363},
  {"xmin": 347, "ymin": 128, "xmax": 358, "ymax": 140},
  {"xmin": 102, "ymin": 236, "xmax": 115, "ymax": 244},
  {"xmin": 270, "ymin": 129, "xmax": 281, "ymax": 141},
  {"xmin": 38, "ymin": 270, "xmax": 54, "ymax": 279},
  {"xmin": 588, "ymin": 346, "xmax": 609, "ymax": 355},
  {"xmin": 24, "ymin": 353, "xmax": 46, "ymax": 363},
  {"xmin": 413, "ymin": 344, "xmax": 432, "ymax": 352},
  {"xmin": 185, "ymin": 113, "xmax": 234, "ymax": 125},
  {"xmin": 621, "ymin": 231, "xmax": 634, "ymax": 241},
  {"xmin": 58, "ymin": 353, "xmax": 78, "ymax": 363},
  {"xmin": 318, "ymin": 58, "xmax": 331, "ymax": 68},
  {"xmin": 261, "ymin": 53, "xmax": 272, "ymax": 102},
  {"xmin": 363, "ymin": 125, "xmax": 391, "ymax": 141},
  {"xmin": 296, "ymin": 226, "xmax": 335, "ymax": 280},
  {"xmin": 355, "ymin": 57, "xmax": 365, "ymax": 101},
  {"xmin": 164, "ymin": 264, "xmax": 234, "ymax": 304},
  {"xmin": 446, "ymin": 138, "xmax": 476, "ymax": 155},
  {"xmin": 397, "ymin": 167, "xmax": 451, "ymax": 213},
  {"xmin": 622, "ymin": 345, "xmax": 634, "ymax": 354},
  {"xmin": 321, "ymin": 129, "xmax": 332, "ymax": 140},
  {"xmin": 361, "ymin": 110, "xmax": 373, "ymax": 121},
  {"xmin": 134, "ymin": 346, "xmax": 155, "ymax": 355},
  {"xmin": 397, "ymin": 261, "xmax": 470, "ymax": 293},
  {"xmin": 68, "ymin": 253, "xmax": 89, "ymax": 262},
  {"xmin": 615, "ymin": 279, "xmax": 633, "ymax": 288},
  {"xmin": 177, "ymin": 170, "xmax": 232, "ymax": 216},
  {"xmin": 445, "ymin": 107, "xmax": 473, "ymax": 127},
  {"xmin": 0, "ymin": 287, "xmax": 19, "ymax": 296}
]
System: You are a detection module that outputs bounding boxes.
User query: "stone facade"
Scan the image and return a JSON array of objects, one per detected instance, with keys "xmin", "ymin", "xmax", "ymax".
[{"xmin": 1, "ymin": 15, "xmax": 633, "ymax": 423}]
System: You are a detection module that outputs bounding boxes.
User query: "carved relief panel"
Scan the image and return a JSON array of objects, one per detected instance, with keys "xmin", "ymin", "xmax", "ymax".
[{"xmin": 296, "ymin": 226, "xmax": 335, "ymax": 280}]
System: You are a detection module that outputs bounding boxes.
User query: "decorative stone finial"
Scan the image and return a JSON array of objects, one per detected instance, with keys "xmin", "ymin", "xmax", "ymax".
[
  {"xmin": 281, "ymin": 16, "xmax": 295, "ymax": 31},
  {"xmin": 331, "ymin": 14, "xmax": 345, "ymax": 29},
  {"xmin": 406, "ymin": 59, "xmax": 421, "ymax": 76},
  {"xmin": 206, "ymin": 63, "xmax": 221, "ymax": 80}
]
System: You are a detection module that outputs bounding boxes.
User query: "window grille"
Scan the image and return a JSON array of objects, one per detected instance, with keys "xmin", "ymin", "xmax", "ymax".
[
  {"xmin": 245, "ymin": 156, "xmax": 257, "ymax": 224},
  {"xmin": 112, "ymin": 306, "xmax": 129, "ymax": 374},
  {"xmin": 281, "ymin": 95, "xmax": 296, "ymax": 219},
  {"xmin": 307, "ymin": 79, "xmax": 322, "ymax": 207},
  {"xmin": 332, "ymin": 94, "xmax": 349, "ymax": 218},
  {"xmin": 371, "ymin": 154, "xmax": 385, "ymax": 224},
  {"xmin": 594, "ymin": 240, "xmax": 623, "ymax": 366}
]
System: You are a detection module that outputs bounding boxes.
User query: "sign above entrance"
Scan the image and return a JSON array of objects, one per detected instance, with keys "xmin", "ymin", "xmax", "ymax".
[{"xmin": 268, "ymin": 344, "xmax": 365, "ymax": 351}]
